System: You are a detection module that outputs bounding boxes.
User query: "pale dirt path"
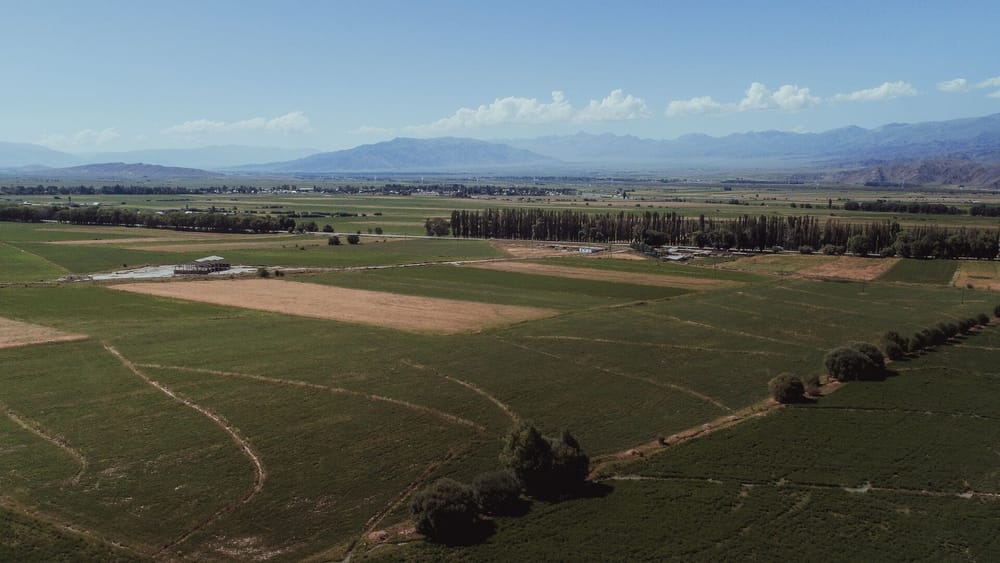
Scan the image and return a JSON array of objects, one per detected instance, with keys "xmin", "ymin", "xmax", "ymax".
[
  {"xmin": 138, "ymin": 363, "xmax": 487, "ymax": 433},
  {"xmin": 0, "ymin": 496, "xmax": 144, "ymax": 556},
  {"xmin": 588, "ymin": 401, "xmax": 780, "ymax": 479},
  {"xmin": 400, "ymin": 359, "xmax": 521, "ymax": 423},
  {"xmin": 103, "ymin": 345, "xmax": 267, "ymax": 555},
  {"xmin": 0, "ymin": 402, "xmax": 88, "ymax": 485},
  {"xmin": 604, "ymin": 474, "xmax": 1000, "ymax": 501},
  {"xmin": 523, "ymin": 335, "xmax": 792, "ymax": 357},
  {"xmin": 496, "ymin": 337, "xmax": 733, "ymax": 413}
]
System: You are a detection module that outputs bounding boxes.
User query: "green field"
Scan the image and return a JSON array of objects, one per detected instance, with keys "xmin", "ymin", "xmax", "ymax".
[
  {"xmin": 879, "ymin": 258, "xmax": 959, "ymax": 285},
  {"xmin": 1, "ymin": 211, "xmax": 998, "ymax": 560}
]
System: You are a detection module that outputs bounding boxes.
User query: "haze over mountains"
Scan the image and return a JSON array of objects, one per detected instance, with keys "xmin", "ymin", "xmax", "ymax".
[{"xmin": 1, "ymin": 114, "xmax": 998, "ymax": 182}]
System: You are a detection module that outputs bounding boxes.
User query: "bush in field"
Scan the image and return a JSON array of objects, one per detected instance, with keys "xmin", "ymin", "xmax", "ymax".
[
  {"xmin": 824, "ymin": 346, "xmax": 875, "ymax": 381},
  {"xmin": 768, "ymin": 374, "xmax": 805, "ymax": 403},
  {"xmin": 257, "ymin": 267, "xmax": 270, "ymax": 278},
  {"xmin": 322, "ymin": 224, "xmax": 334, "ymax": 233},
  {"xmin": 846, "ymin": 234, "xmax": 873, "ymax": 256},
  {"xmin": 977, "ymin": 312, "xmax": 990, "ymax": 326},
  {"xmin": 500, "ymin": 423, "xmax": 588, "ymax": 498},
  {"xmin": 346, "ymin": 234, "xmax": 360, "ymax": 245},
  {"xmin": 410, "ymin": 478, "xmax": 478, "ymax": 543},
  {"xmin": 882, "ymin": 331, "xmax": 908, "ymax": 360},
  {"xmin": 472, "ymin": 470, "xmax": 522, "ymax": 515},
  {"xmin": 799, "ymin": 245, "xmax": 814, "ymax": 255},
  {"xmin": 852, "ymin": 342, "xmax": 885, "ymax": 374},
  {"xmin": 328, "ymin": 235, "xmax": 341, "ymax": 246},
  {"xmin": 820, "ymin": 244, "xmax": 844, "ymax": 255}
]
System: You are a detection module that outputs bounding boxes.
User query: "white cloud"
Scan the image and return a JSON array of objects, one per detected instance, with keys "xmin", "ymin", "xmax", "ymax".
[
  {"xmin": 38, "ymin": 127, "xmax": 120, "ymax": 149},
  {"xmin": 162, "ymin": 111, "xmax": 311, "ymax": 135},
  {"xmin": 831, "ymin": 81, "xmax": 917, "ymax": 102},
  {"xmin": 665, "ymin": 96, "xmax": 729, "ymax": 117},
  {"xmin": 574, "ymin": 89, "xmax": 650, "ymax": 122},
  {"xmin": 740, "ymin": 83, "xmax": 820, "ymax": 111},
  {"xmin": 989, "ymin": 90, "xmax": 1000, "ymax": 99},
  {"xmin": 976, "ymin": 76, "xmax": 1000, "ymax": 89},
  {"xmin": 409, "ymin": 91, "xmax": 573, "ymax": 132},
  {"xmin": 402, "ymin": 89, "xmax": 649, "ymax": 133},
  {"xmin": 937, "ymin": 78, "xmax": 969, "ymax": 93},
  {"xmin": 665, "ymin": 82, "xmax": 818, "ymax": 117}
]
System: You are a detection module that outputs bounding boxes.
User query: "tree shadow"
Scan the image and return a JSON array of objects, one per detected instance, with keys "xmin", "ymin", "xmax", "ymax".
[{"xmin": 438, "ymin": 519, "xmax": 497, "ymax": 547}]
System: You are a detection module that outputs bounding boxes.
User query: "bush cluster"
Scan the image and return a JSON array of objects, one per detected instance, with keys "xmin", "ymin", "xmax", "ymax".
[
  {"xmin": 768, "ymin": 373, "xmax": 805, "ymax": 403},
  {"xmin": 824, "ymin": 344, "xmax": 885, "ymax": 381},
  {"xmin": 905, "ymin": 313, "xmax": 990, "ymax": 354}
]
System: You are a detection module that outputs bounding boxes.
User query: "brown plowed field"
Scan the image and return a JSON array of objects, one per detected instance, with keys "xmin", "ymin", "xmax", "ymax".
[
  {"xmin": 0, "ymin": 317, "xmax": 87, "ymax": 349},
  {"xmin": 109, "ymin": 279, "xmax": 555, "ymax": 333},
  {"xmin": 465, "ymin": 261, "xmax": 736, "ymax": 289}
]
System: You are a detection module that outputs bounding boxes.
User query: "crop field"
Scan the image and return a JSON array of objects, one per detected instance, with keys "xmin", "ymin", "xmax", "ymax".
[
  {"xmin": 879, "ymin": 258, "xmax": 959, "ymax": 285},
  {"xmin": 0, "ymin": 214, "xmax": 998, "ymax": 560},
  {"xmin": 380, "ymin": 325, "xmax": 1000, "ymax": 561},
  {"xmin": 955, "ymin": 260, "xmax": 1000, "ymax": 291}
]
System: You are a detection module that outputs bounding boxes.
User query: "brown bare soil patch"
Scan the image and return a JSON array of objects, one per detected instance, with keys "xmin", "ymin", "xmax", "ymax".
[
  {"xmin": 0, "ymin": 317, "xmax": 87, "ymax": 349},
  {"xmin": 954, "ymin": 262, "xmax": 1000, "ymax": 291},
  {"xmin": 109, "ymin": 279, "xmax": 554, "ymax": 333},
  {"xmin": 466, "ymin": 261, "xmax": 736, "ymax": 289},
  {"xmin": 798, "ymin": 256, "xmax": 900, "ymax": 281}
]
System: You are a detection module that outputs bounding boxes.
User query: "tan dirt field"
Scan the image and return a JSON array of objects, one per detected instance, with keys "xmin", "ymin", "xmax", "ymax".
[
  {"xmin": 954, "ymin": 262, "xmax": 1000, "ymax": 291},
  {"xmin": 109, "ymin": 279, "xmax": 555, "ymax": 333},
  {"xmin": 491, "ymin": 241, "xmax": 577, "ymax": 259},
  {"xmin": 797, "ymin": 256, "xmax": 900, "ymax": 281},
  {"xmin": 0, "ymin": 317, "xmax": 87, "ymax": 349},
  {"xmin": 464, "ymin": 261, "xmax": 736, "ymax": 289}
]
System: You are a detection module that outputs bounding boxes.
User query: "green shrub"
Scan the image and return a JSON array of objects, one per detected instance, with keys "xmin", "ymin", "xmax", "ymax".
[
  {"xmin": 410, "ymin": 478, "xmax": 479, "ymax": 543},
  {"xmin": 824, "ymin": 346, "xmax": 875, "ymax": 381},
  {"xmin": 500, "ymin": 423, "xmax": 589, "ymax": 498},
  {"xmin": 852, "ymin": 342, "xmax": 885, "ymax": 374},
  {"xmin": 768, "ymin": 374, "xmax": 805, "ymax": 403},
  {"xmin": 979, "ymin": 313, "xmax": 991, "ymax": 326},
  {"xmin": 799, "ymin": 245, "xmax": 814, "ymax": 255},
  {"xmin": 346, "ymin": 234, "xmax": 361, "ymax": 245},
  {"xmin": 471, "ymin": 470, "xmax": 521, "ymax": 515}
]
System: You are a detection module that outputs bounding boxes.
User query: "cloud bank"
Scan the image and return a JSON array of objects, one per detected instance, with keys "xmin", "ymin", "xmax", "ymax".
[
  {"xmin": 162, "ymin": 111, "xmax": 311, "ymax": 135},
  {"xmin": 666, "ymin": 82, "xmax": 818, "ymax": 117},
  {"xmin": 937, "ymin": 78, "xmax": 969, "ymax": 93},
  {"xmin": 831, "ymin": 81, "xmax": 917, "ymax": 102},
  {"xmin": 39, "ymin": 127, "xmax": 120, "ymax": 149}
]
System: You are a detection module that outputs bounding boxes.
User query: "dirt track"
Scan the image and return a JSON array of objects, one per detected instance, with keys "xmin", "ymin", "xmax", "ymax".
[
  {"xmin": 464, "ymin": 261, "xmax": 736, "ymax": 289},
  {"xmin": 0, "ymin": 317, "xmax": 87, "ymax": 349},
  {"xmin": 109, "ymin": 278, "xmax": 555, "ymax": 333}
]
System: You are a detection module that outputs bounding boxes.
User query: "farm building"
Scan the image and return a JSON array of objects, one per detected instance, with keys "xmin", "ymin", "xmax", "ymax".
[
  {"xmin": 578, "ymin": 246, "xmax": 604, "ymax": 254},
  {"xmin": 173, "ymin": 256, "xmax": 231, "ymax": 275}
]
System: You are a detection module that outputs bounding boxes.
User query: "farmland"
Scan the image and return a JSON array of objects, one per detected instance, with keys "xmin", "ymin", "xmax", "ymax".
[{"xmin": 0, "ymin": 190, "xmax": 999, "ymax": 561}]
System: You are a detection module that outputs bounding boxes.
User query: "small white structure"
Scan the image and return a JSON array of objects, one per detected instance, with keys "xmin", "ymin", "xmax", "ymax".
[
  {"xmin": 578, "ymin": 246, "xmax": 604, "ymax": 254},
  {"xmin": 174, "ymin": 256, "xmax": 231, "ymax": 275}
]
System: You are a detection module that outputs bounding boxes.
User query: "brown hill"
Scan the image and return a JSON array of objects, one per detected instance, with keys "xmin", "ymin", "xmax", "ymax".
[{"xmin": 829, "ymin": 159, "xmax": 1000, "ymax": 188}]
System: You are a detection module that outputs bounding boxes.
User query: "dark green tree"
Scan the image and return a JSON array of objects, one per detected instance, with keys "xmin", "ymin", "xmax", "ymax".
[
  {"xmin": 410, "ymin": 478, "xmax": 479, "ymax": 543},
  {"xmin": 824, "ymin": 346, "xmax": 875, "ymax": 381},
  {"xmin": 768, "ymin": 373, "xmax": 805, "ymax": 403},
  {"xmin": 471, "ymin": 470, "xmax": 522, "ymax": 515}
]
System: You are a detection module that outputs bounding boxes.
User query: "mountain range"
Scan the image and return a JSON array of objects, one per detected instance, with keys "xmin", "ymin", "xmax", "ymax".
[{"xmin": 1, "ymin": 113, "xmax": 998, "ymax": 180}]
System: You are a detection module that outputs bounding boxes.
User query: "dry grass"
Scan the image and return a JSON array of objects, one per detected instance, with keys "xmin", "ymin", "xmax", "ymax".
[
  {"xmin": 0, "ymin": 317, "xmax": 88, "ymax": 349},
  {"xmin": 465, "ymin": 260, "xmax": 737, "ymax": 289},
  {"xmin": 798, "ymin": 256, "xmax": 900, "ymax": 281},
  {"xmin": 108, "ymin": 279, "xmax": 555, "ymax": 333},
  {"xmin": 954, "ymin": 261, "xmax": 1000, "ymax": 291}
]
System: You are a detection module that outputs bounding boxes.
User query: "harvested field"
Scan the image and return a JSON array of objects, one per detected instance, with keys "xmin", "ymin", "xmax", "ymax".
[
  {"xmin": 465, "ymin": 261, "xmax": 738, "ymax": 290},
  {"xmin": 954, "ymin": 261, "xmax": 1000, "ymax": 291},
  {"xmin": 0, "ymin": 317, "xmax": 87, "ymax": 349},
  {"xmin": 798, "ymin": 256, "xmax": 899, "ymax": 281},
  {"xmin": 491, "ymin": 241, "xmax": 576, "ymax": 259},
  {"xmin": 715, "ymin": 254, "xmax": 834, "ymax": 276},
  {"xmin": 108, "ymin": 279, "xmax": 554, "ymax": 333}
]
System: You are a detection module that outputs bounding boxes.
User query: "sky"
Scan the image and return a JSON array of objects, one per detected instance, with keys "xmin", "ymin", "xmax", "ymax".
[{"xmin": 2, "ymin": 0, "xmax": 999, "ymax": 153}]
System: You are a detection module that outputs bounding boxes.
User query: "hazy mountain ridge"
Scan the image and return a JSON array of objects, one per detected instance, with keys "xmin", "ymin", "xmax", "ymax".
[
  {"xmin": 23, "ymin": 162, "xmax": 224, "ymax": 180},
  {"xmin": 828, "ymin": 159, "xmax": 1000, "ymax": 188},
  {"xmin": 244, "ymin": 137, "xmax": 558, "ymax": 172}
]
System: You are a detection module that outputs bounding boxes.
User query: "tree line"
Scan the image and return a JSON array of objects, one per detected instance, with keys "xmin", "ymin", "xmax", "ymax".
[
  {"xmin": 0, "ymin": 204, "xmax": 296, "ymax": 233},
  {"xmin": 842, "ymin": 200, "xmax": 964, "ymax": 215},
  {"xmin": 444, "ymin": 207, "xmax": 1000, "ymax": 259}
]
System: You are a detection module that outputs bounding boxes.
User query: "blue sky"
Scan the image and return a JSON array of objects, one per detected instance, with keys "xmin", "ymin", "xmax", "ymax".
[{"xmin": 2, "ymin": 0, "xmax": 998, "ymax": 152}]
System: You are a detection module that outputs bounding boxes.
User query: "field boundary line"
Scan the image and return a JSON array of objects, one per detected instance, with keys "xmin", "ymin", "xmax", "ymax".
[
  {"xmin": 497, "ymin": 337, "xmax": 734, "ymax": 414},
  {"xmin": 589, "ymin": 400, "xmax": 778, "ymax": 478},
  {"xmin": 401, "ymin": 359, "xmax": 520, "ymax": 423},
  {"xmin": 137, "ymin": 362, "xmax": 488, "ymax": 433},
  {"xmin": 651, "ymin": 312, "xmax": 822, "ymax": 350},
  {"xmin": 0, "ymin": 495, "xmax": 145, "ymax": 556},
  {"xmin": 603, "ymin": 474, "xmax": 1000, "ymax": 501},
  {"xmin": 522, "ymin": 335, "xmax": 791, "ymax": 357},
  {"xmin": 0, "ymin": 401, "xmax": 88, "ymax": 486},
  {"xmin": 103, "ymin": 345, "xmax": 267, "ymax": 555},
  {"xmin": 795, "ymin": 404, "xmax": 1000, "ymax": 421}
]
